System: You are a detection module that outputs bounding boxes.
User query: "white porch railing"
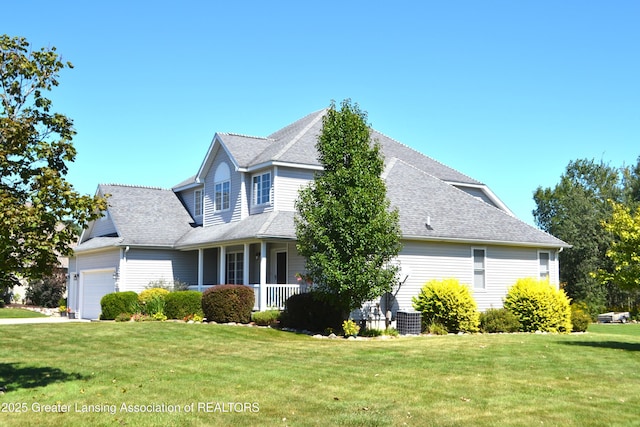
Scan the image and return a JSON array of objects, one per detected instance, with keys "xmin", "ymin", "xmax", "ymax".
[
  {"xmin": 251, "ymin": 283, "xmax": 308, "ymax": 311},
  {"xmin": 187, "ymin": 283, "xmax": 308, "ymax": 311}
]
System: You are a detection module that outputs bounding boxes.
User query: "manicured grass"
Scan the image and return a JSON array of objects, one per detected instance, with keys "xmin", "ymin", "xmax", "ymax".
[
  {"xmin": 0, "ymin": 308, "xmax": 48, "ymax": 319},
  {"xmin": 0, "ymin": 323, "xmax": 639, "ymax": 426}
]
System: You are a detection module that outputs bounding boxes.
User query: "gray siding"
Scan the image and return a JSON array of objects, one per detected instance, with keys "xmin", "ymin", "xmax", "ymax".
[
  {"xmin": 74, "ymin": 250, "xmax": 120, "ymax": 272},
  {"xmin": 88, "ymin": 215, "xmax": 117, "ymax": 238},
  {"xmin": 453, "ymin": 185, "xmax": 498, "ymax": 208},
  {"xmin": 394, "ymin": 241, "xmax": 561, "ymax": 313},
  {"xmin": 177, "ymin": 187, "xmax": 203, "ymax": 225},
  {"xmin": 122, "ymin": 249, "xmax": 198, "ymax": 292},
  {"xmin": 286, "ymin": 242, "xmax": 307, "ymax": 284},
  {"xmin": 203, "ymin": 149, "xmax": 243, "ymax": 226},
  {"xmin": 275, "ymin": 167, "xmax": 314, "ymax": 212}
]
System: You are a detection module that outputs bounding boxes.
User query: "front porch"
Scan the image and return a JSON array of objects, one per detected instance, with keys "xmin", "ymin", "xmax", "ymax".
[
  {"xmin": 188, "ymin": 282, "xmax": 311, "ymax": 311},
  {"xmin": 186, "ymin": 240, "xmax": 309, "ymax": 311}
]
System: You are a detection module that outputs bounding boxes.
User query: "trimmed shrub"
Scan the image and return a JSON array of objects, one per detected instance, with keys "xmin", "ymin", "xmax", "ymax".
[
  {"xmin": 280, "ymin": 292, "xmax": 343, "ymax": 332},
  {"xmin": 412, "ymin": 278, "xmax": 480, "ymax": 333},
  {"xmin": 201, "ymin": 285, "xmax": 254, "ymax": 323},
  {"xmin": 479, "ymin": 308, "xmax": 521, "ymax": 333},
  {"xmin": 100, "ymin": 291, "xmax": 139, "ymax": 320},
  {"xmin": 165, "ymin": 291, "xmax": 204, "ymax": 319},
  {"xmin": 503, "ymin": 278, "xmax": 572, "ymax": 333},
  {"xmin": 570, "ymin": 305, "xmax": 591, "ymax": 332},
  {"xmin": 251, "ymin": 309, "xmax": 281, "ymax": 326}
]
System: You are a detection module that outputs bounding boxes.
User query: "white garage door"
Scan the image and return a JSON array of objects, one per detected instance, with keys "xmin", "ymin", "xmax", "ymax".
[{"xmin": 81, "ymin": 271, "xmax": 115, "ymax": 320}]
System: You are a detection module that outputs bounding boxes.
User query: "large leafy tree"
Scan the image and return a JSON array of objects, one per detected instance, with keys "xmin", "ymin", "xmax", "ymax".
[
  {"xmin": 597, "ymin": 202, "xmax": 640, "ymax": 291},
  {"xmin": 533, "ymin": 158, "xmax": 640, "ymax": 312},
  {"xmin": 0, "ymin": 35, "xmax": 106, "ymax": 295},
  {"xmin": 295, "ymin": 100, "xmax": 402, "ymax": 316}
]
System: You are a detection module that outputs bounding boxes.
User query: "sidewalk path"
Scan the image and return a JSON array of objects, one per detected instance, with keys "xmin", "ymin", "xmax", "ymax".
[{"xmin": 0, "ymin": 317, "xmax": 90, "ymax": 325}]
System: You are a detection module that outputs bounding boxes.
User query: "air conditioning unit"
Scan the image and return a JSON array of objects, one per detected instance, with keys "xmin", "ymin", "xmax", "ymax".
[{"xmin": 396, "ymin": 311, "xmax": 422, "ymax": 335}]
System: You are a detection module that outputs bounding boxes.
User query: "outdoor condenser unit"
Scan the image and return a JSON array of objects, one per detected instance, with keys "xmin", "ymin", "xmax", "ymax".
[{"xmin": 396, "ymin": 311, "xmax": 422, "ymax": 335}]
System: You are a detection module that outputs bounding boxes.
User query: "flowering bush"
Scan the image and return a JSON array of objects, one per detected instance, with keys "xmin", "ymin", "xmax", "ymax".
[{"xmin": 342, "ymin": 319, "xmax": 360, "ymax": 337}]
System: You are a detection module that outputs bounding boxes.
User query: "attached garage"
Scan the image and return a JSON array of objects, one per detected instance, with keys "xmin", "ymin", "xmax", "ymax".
[{"xmin": 79, "ymin": 270, "xmax": 116, "ymax": 320}]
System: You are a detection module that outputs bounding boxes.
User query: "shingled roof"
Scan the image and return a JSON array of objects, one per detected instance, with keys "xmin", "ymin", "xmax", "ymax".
[
  {"xmin": 87, "ymin": 184, "xmax": 195, "ymax": 248},
  {"xmin": 77, "ymin": 110, "xmax": 568, "ymax": 252}
]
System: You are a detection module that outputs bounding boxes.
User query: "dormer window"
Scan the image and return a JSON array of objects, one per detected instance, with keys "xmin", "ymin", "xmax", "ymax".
[
  {"xmin": 253, "ymin": 172, "xmax": 271, "ymax": 205},
  {"xmin": 214, "ymin": 162, "xmax": 231, "ymax": 212}
]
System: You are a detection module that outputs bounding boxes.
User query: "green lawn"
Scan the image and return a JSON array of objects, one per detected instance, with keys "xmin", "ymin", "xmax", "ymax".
[
  {"xmin": 0, "ymin": 308, "xmax": 48, "ymax": 319},
  {"xmin": 0, "ymin": 323, "xmax": 639, "ymax": 426}
]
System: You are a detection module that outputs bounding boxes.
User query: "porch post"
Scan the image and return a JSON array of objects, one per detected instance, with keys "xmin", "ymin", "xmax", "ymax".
[
  {"xmin": 243, "ymin": 243, "xmax": 250, "ymax": 286},
  {"xmin": 219, "ymin": 246, "xmax": 226, "ymax": 284},
  {"xmin": 259, "ymin": 241, "xmax": 267, "ymax": 311},
  {"xmin": 197, "ymin": 249, "xmax": 204, "ymax": 292}
]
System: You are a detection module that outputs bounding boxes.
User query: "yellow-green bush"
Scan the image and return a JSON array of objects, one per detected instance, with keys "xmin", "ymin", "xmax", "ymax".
[
  {"xmin": 503, "ymin": 278, "xmax": 572, "ymax": 333},
  {"xmin": 138, "ymin": 288, "xmax": 170, "ymax": 304},
  {"xmin": 412, "ymin": 278, "xmax": 480, "ymax": 333}
]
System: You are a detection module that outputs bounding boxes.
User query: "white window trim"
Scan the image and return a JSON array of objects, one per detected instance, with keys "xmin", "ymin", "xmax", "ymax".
[
  {"xmin": 538, "ymin": 250, "xmax": 551, "ymax": 280},
  {"xmin": 252, "ymin": 172, "xmax": 272, "ymax": 206},
  {"xmin": 472, "ymin": 247, "xmax": 487, "ymax": 290}
]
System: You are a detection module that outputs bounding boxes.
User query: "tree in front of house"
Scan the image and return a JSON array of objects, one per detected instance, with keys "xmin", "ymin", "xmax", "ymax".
[
  {"xmin": 295, "ymin": 100, "xmax": 402, "ymax": 318},
  {"xmin": 0, "ymin": 35, "xmax": 106, "ymax": 299}
]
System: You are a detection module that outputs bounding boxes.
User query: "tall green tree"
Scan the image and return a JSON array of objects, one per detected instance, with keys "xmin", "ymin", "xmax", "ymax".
[
  {"xmin": 622, "ymin": 156, "xmax": 640, "ymax": 208},
  {"xmin": 533, "ymin": 158, "xmax": 638, "ymax": 312},
  {"xmin": 597, "ymin": 202, "xmax": 640, "ymax": 291},
  {"xmin": 295, "ymin": 100, "xmax": 402, "ymax": 316},
  {"xmin": 0, "ymin": 35, "xmax": 106, "ymax": 295}
]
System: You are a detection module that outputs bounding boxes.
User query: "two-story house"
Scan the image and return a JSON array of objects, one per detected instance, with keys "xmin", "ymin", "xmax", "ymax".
[{"xmin": 68, "ymin": 109, "xmax": 568, "ymax": 320}]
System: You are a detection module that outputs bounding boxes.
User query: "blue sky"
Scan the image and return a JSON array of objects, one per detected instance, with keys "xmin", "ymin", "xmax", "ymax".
[{"xmin": 5, "ymin": 1, "xmax": 639, "ymax": 225}]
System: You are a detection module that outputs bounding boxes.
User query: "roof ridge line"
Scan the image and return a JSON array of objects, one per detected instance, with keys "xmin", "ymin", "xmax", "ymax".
[
  {"xmin": 271, "ymin": 110, "xmax": 325, "ymax": 160},
  {"xmin": 372, "ymin": 129, "xmax": 480, "ymax": 185},
  {"xmin": 220, "ymin": 132, "xmax": 273, "ymax": 141},
  {"xmin": 100, "ymin": 183, "xmax": 169, "ymax": 191}
]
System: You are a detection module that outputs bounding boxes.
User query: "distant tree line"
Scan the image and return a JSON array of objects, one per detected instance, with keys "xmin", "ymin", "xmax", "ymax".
[{"xmin": 533, "ymin": 157, "xmax": 640, "ymax": 317}]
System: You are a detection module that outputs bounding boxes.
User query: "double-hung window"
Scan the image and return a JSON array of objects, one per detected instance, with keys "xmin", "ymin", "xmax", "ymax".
[
  {"xmin": 194, "ymin": 190, "xmax": 203, "ymax": 216},
  {"xmin": 473, "ymin": 248, "xmax": 486, "ymax": 289},
  {"xmin": 253, "ymin": 172, "xmax": 271, "ymax": 205},
  {"xmin": 539, "ymin": 252, "xmax": 550, "ymax": 280},
  {"xmin": 226, "ymin": 252, "xmax": 243, "ymax": 285},
  {"xmin": 214, "ymin": 181, "xmax": 230, "ymax": 211}
]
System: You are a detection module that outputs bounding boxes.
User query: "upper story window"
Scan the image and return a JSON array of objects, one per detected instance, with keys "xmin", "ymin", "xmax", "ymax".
[
  {"xmin": 215, "ymin": 181, "xmax": 230, "ymax": 211},
  {"xmin": 539, "ymin": 251, "xmax": 550, "ymax": 280},
  {"xmin": 214, "ymin": 162, "xmax": 231, "ymax": 212},
  {"xmin": 194, "ymin": 190, "xmax": 203, "ymax": 216},
  {"xmin": 253, "ymin": 172, "xmax": 271, "ymax": 205},
  {"xmin": 473, "ymin": 248, "xmax": 486, "ymax": 289}
]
